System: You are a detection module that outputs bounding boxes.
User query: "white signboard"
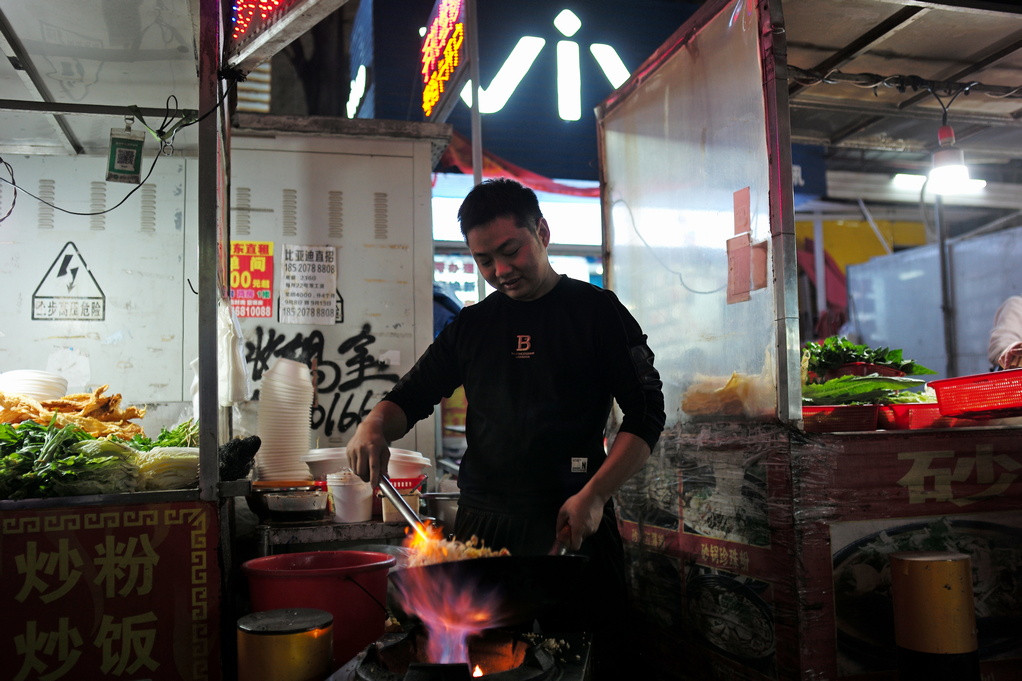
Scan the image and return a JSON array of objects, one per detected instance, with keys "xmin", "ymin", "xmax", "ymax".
[{"xmin": 280, "ymin": 244, "xmax": 337, "ymax": 325}]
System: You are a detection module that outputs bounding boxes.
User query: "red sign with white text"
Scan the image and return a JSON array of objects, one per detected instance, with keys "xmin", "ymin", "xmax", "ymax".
[
  {"xmin": 1, "ymin": 501, "xmax": 221, "ymax": 681},
  {"xmin": 230, "ymin": 240, "xmax": 275, "ymax": 319}
]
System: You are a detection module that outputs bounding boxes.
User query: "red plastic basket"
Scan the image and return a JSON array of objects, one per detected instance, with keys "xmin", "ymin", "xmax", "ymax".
[
  {"xmin": 371, "ymin": 475, "xmax": 426, "ymax": 516},
  {"xmin": 929, "ymin": 369, "xmax": 1022, "ymax": 419},
  {"xmin": 803, "ymin": 405, "xmax": 879, "ymax": 432},
  {"xmin": 878, "ymin": 403, "xmax": 986, "ymax": 430},
  {"xmin": 389, "ymin": 475, "xmax": 427, "ymax": 491}
]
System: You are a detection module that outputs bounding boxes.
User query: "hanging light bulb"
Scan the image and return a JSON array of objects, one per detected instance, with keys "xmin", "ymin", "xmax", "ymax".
[{"xmin": 929, "ymin": 125, "xmax": 970, "ymax": 190}]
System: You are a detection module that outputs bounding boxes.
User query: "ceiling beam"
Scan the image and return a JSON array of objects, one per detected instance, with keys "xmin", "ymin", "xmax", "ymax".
[
  {"xmin": 792, "ymin": 95, "xmax": 1022, "ymax": 128},
  {"xmin": 895, "ymin": 35, "xmax": 1022, "ymax": 110},
  {"xmin": 789, "ymin": 6, "xmax": 927, "ymax": 99}
]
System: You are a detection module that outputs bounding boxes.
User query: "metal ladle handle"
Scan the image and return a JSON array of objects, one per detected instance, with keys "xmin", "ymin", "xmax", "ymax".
[{"xmin": 378, "ymin": 474, "xmax": 428, "ymax": 537}]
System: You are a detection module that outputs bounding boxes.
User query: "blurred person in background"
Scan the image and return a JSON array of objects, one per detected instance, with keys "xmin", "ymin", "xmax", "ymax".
[{"xmin": 988, "ymin": 295, "xmax": 1022, "ymax": 370}]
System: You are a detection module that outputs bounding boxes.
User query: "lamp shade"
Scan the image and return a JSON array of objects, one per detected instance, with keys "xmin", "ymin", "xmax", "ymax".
[{"xmin": 930, "ymin": 145, "xmax": 970, "ymax": 192}]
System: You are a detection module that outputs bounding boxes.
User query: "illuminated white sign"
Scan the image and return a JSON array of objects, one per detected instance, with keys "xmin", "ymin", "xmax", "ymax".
[
  {"xmin": 347, "ymin": 64, "xmax": 367, "ymax": 118},
  {"xmin": 459, "ymin": 9, "xmax": 630, "ymax": 121}
]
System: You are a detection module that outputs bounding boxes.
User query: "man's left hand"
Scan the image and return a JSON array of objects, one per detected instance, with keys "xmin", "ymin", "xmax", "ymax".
[{"xmin": 555, "ymin": 489, "xmax": 605, "ymax": 551}]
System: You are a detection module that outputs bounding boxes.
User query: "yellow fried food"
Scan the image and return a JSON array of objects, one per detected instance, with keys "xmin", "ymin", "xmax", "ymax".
[
  {"xmin": 406, "ymin": 533, "xmax": 510, "ymax": 567},
  {"xmin": 0, "ymin": 385, "xmax": 146, "ymax": 440}
]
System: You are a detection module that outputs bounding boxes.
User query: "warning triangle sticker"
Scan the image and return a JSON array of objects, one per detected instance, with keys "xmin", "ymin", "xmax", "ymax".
[{"xmin": 32, "ymin": 241, "xmax": 106, "ymax": 321}]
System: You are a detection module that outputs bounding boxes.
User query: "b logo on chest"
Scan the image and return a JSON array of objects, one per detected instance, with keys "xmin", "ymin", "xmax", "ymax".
[{"xmin": 513, "ymin": 334, "xmax": 534, "ymax": 358}]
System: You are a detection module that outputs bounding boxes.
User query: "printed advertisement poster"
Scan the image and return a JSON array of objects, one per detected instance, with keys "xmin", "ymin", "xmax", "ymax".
[
  {"xmin": 280, "ymin": 244, "xmax": 337, "ymax": 325},
  {"xmin": 229, "ymin": 240, "xmax": 274, "ymax": 319},
  {"xmin": 831, "ymin": 510, "xmax": 1022, "ymax": 678}
]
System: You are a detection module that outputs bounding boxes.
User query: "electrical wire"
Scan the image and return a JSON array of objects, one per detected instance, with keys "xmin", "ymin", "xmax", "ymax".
[
  {"xmin": 788, "ymin": 65, "xmax": 1020, "ymax": 101},
  {"xmin": 612, "ymin": 198, "xmax": 728, "ymax": 295},
  {"xmin": 926, "ymin": 82, "xmax": 979, "ymax": 126},
  {"xmin": 0, "ymin": 157, "xmax": 16, "ymax": 223},
  {"xmin": 0, "ymin": 143, "xmax": 163, "ymax": 219}
]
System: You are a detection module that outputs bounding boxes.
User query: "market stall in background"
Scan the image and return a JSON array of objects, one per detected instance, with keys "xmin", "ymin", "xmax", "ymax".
[{"xmin": 597, "ymin": 1, "xmax": 1022, "ymax": 680}]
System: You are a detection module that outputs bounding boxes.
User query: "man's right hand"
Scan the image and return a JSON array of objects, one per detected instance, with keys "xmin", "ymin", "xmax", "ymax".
[{"xmin": 346, "ymin": 401, "xmax": 408, "ymax": 487}]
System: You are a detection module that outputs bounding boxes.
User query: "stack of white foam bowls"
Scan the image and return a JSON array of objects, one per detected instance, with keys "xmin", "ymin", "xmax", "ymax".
[
  {"xmin": 0, "ymin": 370, "xmax": 68, "ymax": 401},
  {"xmin": 255, "ymin": 358, "xmax": 315, "ymax": 480}
]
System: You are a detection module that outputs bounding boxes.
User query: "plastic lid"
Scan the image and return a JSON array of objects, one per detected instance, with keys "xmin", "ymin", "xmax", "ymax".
[
  {"xmin": 326, "ymin": 468, "xmax": 363, "ymax": 485},
  {"xmin": 389, "ymin": 449, "xmax": 429, "ymax": 463},
  {"xmin": 302, "ymin": 447, "xmax": 347, "ymax": 461},
  {"xmin": 237, "ymin": 608, "xmax": 333, "ymax": 634}
]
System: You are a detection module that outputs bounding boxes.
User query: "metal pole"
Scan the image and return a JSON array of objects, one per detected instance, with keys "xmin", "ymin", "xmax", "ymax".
[
  {"xmin": 813, "ymin": 213, "xmax": 827, "ymax": 321},
  {"xmin": 467, "ymin": 0, "xmax": 482, "ymax": 188},
  {"xmin": 465, "ymin": 0, "xmax": 487, "ymax": 301},
  {"xmin": 936, "ymin": 194, "xmax": 958, "ymax": 377},
  {"xmin": 197, "ymin": 0, "xmax": 223, "ymax": 502}
]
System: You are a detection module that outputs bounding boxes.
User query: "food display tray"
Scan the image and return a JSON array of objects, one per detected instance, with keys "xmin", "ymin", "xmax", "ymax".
[
  {"xmin": 929, "ymin": 369, "xmax": 1022, "ymax": 419},
  {"xmin": 802, "ymin": 405, "xmax": 879, "ymax": 433}
]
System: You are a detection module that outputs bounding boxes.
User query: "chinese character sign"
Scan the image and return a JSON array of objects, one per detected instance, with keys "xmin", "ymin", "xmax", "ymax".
[
  {"xmin": 421, "ymin": 0, "xmax": 466, "ymax": 118},
  {"xmin": 1, "ymin": 502, "xmax": 220, "ymax": 681},
  {"xmin": 230, "ymin": 241, "xmax": 275, "ymax": 319},
  {"xmin": 280, "ymin": 244, "xmax": 338, "ymax": 325}
]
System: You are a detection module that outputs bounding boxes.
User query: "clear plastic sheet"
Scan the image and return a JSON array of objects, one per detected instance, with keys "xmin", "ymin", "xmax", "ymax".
[{"xmin": 616, "ymin": 420, "xmax": 1022, "ymax": 680}]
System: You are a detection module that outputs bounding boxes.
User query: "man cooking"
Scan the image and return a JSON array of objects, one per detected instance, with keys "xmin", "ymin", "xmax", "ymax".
[{"xmin": 347, "ymin": 177, "xmax": 666, "ymax": 677}]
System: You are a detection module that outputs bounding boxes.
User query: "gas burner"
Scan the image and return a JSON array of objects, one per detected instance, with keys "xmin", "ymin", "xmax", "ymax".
[{"xmin": 352, "ymin": 627, "xmax": 592, "ymax": 681}]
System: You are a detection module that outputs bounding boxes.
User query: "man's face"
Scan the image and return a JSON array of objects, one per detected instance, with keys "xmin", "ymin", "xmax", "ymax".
[{"xmin": 466, "ymin": 215, "xmax": 557, "ymax": 301}]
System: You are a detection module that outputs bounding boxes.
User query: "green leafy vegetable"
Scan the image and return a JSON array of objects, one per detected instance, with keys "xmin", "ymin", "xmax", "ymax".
[
  {"xmin": 0, "ymin": 420, "xmax": 146, "ymax": 500},
  {"xmin": 802, "ymin": 375, "xmax": 927, "ymax": 406},
  {"xmin": 129, "ymin": 419, "xmax": 199, "ymax": 451},
  {"xmin": 41, "ymin": 439, "xmax": 142, "ymax": 498},
  {"xmin": 804, "ymin": 336, "xmax": 936, "ymax": 378}
]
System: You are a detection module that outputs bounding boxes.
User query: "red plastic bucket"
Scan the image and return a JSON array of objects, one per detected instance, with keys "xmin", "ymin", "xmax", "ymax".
[{"xmin": 241, "ymin": 550, "xmax": 396, "ymax": 667}]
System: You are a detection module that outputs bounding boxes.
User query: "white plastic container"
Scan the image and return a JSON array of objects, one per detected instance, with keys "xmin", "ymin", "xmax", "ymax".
[
  {"xmin": 326, "ymin": 469, "xmax": 373, "ymax": 523},
  {"xmin": 302, "ymin": 447, "xmax": 347, "ymax": 480},
  {"xmin": 387, "ymin": 449, "xmax": 432, "ymax": 479}
]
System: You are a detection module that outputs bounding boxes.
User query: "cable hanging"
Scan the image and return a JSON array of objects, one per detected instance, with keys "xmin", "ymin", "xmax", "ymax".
[
  {"xmin": 788, "ymin": 65, "xmax": 1021, "ymax": 102},
  {"xmin": 0, "ymin": 73, "xmax": 242, "ymax": 224}
]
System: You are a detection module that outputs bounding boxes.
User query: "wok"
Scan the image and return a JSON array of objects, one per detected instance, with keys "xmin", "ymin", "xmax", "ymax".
[{"xmin": 389, "ymin": 553, "xmax": 590, "ymax": 626}]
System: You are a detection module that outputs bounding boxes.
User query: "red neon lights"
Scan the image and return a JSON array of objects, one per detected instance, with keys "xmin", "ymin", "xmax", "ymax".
[
  {"xmin": 421, "ymin": 0, "xmax": 466, "ymax": 117},
  {"xmin": 232, "ymin": 0, "xmax": 290, "ymax": 42}
]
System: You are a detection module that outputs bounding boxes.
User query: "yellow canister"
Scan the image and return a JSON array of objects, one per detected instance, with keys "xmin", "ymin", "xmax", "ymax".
[
  {"xmin": 237, "ymin": 608, "xmax": 334, "ymax": 681},
  {"xmin": 889, "ymin": 551, "xmax": 977, "ymax": 655}
]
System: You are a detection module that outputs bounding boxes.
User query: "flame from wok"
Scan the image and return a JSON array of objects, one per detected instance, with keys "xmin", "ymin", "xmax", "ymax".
[{"xmin": 396, "ymin": 522, "xmax": 513, "ymax": 665}]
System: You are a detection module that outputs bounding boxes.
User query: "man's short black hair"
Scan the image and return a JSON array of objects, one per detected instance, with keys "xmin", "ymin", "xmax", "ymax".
[{"xmin": 457, "ymin": 178, "xmax": 544, "ymax": 239}]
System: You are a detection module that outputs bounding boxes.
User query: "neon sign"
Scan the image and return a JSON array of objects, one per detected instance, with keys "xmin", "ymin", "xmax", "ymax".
[
  {"xmin": 420, "ymin": 0, "xmax": 467, "ymax": 119},
  {"xmin": 458, "ymin": 10, "xmax": 630, "ymax": 121},
  {"xmin": 231, "ymin": 0, "xmax": 296, "ymax": 43},
  {"xmin": 227, "ymin": 0, "xmax": 346, "ymax": 75}
]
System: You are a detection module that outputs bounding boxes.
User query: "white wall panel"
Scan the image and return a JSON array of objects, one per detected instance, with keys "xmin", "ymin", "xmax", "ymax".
[
  {"xmin": 229, "ymin": 134, "xmax": 436, "ymax": 457},
  {"xmin": 0, "ymin": 153, "xmax": 192, "ymax": 405}
]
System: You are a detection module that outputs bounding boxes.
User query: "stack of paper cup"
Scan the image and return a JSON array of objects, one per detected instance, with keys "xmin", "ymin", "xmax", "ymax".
[
  {"xmin": 0, "ymin": 370, "xmax": 68, "ymax": 401},
  {"xmin": 255, "ymin": 358, "xmax": 315, "ymax": 480},
  {"xmin": 327, "ymin": 469, "xmax": 373, "ymax": 523}
]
